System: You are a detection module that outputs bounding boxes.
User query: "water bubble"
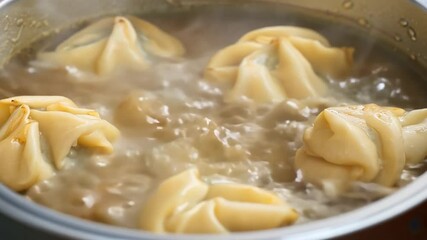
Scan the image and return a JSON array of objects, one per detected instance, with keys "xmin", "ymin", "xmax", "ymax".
[
  {"xmin": 342, "ymin": 0, "xmax": 354, "ymax": 9},
  {"xmin": 371, "ymin": 66, "xmax": 388, "ymax": 75},
  {"xmin": 407, "ymin": 27, "xmax": 417, "ymax": 41},
  {"xmin": 358, "ymin": 18, "xmax": 370, "ymax": 27},
  {"xmin": 393, "ymin": 34, "xmax": 402, "ymax": 42},
  {"xmin": 166, "ymin": 0, "xmax": 182, "ymax": 6},
  {"xmin": 399, "ymin": 18, "xmax": 409, "ymax": 27},
  {"xmin": 373, "ymin": 78, "xmax": 393, "ymax": 96},
  {"xmin": 10, "ymin": 24, "xmax": 24, "ymax": 43},
  {"xmin": 29, "ymin": 20, "xmax": 36, "ymax": 27},
  {"xmin": 376, "ymin": 82, "xmax": 385, "ymax": 91},
  {"xmin": 16, "ymin": 18, "xmax": 23, "ymax": 26}
]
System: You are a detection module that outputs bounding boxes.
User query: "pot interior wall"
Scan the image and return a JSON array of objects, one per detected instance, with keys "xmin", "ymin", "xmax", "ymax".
[{"xmin": 0, "ymin": 0, "xmax": 426, "ymax": 68}]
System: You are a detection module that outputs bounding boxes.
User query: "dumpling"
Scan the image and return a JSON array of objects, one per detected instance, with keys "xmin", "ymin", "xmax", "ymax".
[
  {"xmin": 295, "ymin": 104, "xmax": 427, "ymax": 192},
  {"xmin": 0, "ymin": 105, "xmax": 53, "ymax": 191},
  {"xmin": 139, "ymin": 168, "xmax": 298, "ymax": 233},
  {"xmin": 237, "ymin": 26, "xmax": 353, "ymax": 79},
  {"xmin": 205, "ymin": 26, "xmax": 354, "ymax": 103},
  {"xmin": 0, "ymin": 96, "xmax": 120, "ymax": 188},
  {"xmin": 400, "ymin": 109, "xmax": 427, "ymax": 164},
  {"xmin": 139, "ymin": 168, "xmax": 209, "ymax": 233},
  {"xmin": 237, "ymin": 26, "xmax": 330, "ymax": 46},
  {"xmin": 38, "ymin": 16, "xmax": 185, "ymax": 76},
  {"xmin": 168, "ymin": 183, "xmax": 297, "ymax": 233},
  {"xmin": 30, "ymin": 109, "xmax": 119, "ymax": 169},
  {"xmin": 115, "ymin": 90, "xmax": 170, "ymax": 128}
]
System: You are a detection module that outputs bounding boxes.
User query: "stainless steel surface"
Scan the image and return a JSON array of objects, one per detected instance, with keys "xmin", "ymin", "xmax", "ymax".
[
  {"xmin": 0, "ymin": 0, "xmax": 426, "ymax": 239},
  {"xmin": 0, "ymin": 0, "xmax": 427, "ymax": 67}
]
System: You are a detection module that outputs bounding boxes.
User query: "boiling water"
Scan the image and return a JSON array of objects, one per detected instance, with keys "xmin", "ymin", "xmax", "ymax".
[{"xmin": 0, "ymin": 5, "xmax": 426, "ymax": 229}]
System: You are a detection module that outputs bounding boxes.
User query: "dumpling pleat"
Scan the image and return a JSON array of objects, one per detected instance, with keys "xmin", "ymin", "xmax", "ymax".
[
  {"xmin": 295, "ymin": 104, "xmax": 427, "ymax": 193},
  {"xmin": 139, "ymin": 169, "xmax": 298, "ymax": 233},
  {"xmin": 206, "ymin": 26, "xmax": 354, "ymax": 103},
  {"xmin": 30, "ymin": 110, "xmax": 119, "ymax": 169},
  {"xmin": 0, "ymin": 105, "xmax": 53, "ymax": 191}
]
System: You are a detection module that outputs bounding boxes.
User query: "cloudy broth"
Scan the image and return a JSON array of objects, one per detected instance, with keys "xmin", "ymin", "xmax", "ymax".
[{"xmin": 0, "ymin": 4, "xmax": 426, "ymax": 229}]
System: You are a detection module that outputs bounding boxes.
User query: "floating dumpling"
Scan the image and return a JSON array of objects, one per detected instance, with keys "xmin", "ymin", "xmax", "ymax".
[
  {"xmin": 400, "ymin": 109, "xmax": 427, "ymax": 164},
  {"xmin": 295, "ymin": 104, "xmax": 427, "ymax": 192},
  {"xmin": 205, "ymin": 26, "xmax": 354, "ymax": 103},
  {"xmin": 38, "ymin": 16, "xmax": 185, "ymax": 76},
  {"xmin": 139, "ymin": 168, "xmax": 298, "ymax": 233},
  {"xmin": 0, "ymin": 96, "xmax": 120, "ymax": 190},
  {"xmin": 237, "ymin": 26, "xmax": 353, "ymax": 79},
  {"xmin": 0, "ymin": 105, "xmax": 53, "ymax": 191}
]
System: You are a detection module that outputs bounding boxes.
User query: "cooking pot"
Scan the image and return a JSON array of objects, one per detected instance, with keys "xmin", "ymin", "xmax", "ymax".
[{"xmin": 0, "ymin": 0, "xmax": 427, "ymax": 239}]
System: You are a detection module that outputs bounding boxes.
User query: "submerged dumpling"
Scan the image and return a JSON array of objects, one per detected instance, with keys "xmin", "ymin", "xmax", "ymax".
[
  {"xmin": 0, "ymin": 96, "xmax": 119, "ymax": 190},
  {"xmin": 115, "ymin": 90, "xmax": 170, "ymax": 128},
  {"xmin": 38, "ymin": 16, "xmax": 185, "ymax": 76},
  {"xmin": 139, "ymin": 168, "xmax": 298, "ymax": 233},
  {"xmin": 205, "ymin": 26, "xmax": 354, "ymax": 103},
  {"xmin": 295, "ymin": 104, "xmax": 427, "ymax": 192}
]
